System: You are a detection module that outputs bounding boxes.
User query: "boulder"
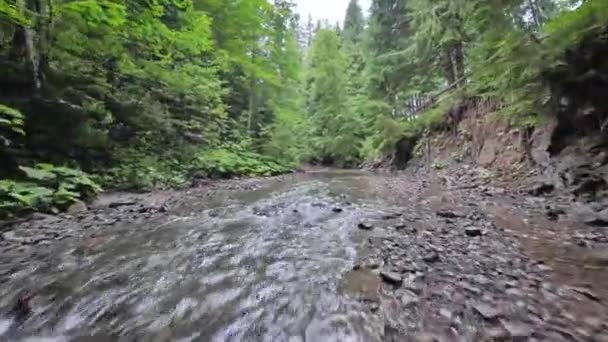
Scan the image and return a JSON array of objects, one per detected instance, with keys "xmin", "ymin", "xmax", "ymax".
[{"xmin": 67, "ymin": 200, "xmax": 88, "ymax": 215}]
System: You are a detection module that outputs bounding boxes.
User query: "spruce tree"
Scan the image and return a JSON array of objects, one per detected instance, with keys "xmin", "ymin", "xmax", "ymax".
[{"xmin": 343, "ymin": 0, "xmax": 365, "ymax": 44}]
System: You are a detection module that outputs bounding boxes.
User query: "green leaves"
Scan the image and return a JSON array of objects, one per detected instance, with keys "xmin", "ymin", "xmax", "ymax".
[
  {"xmin": 194, "ymin": 148, "xmax": 290, "ymax": 178},
  {"xmin": 0, "ymin": 104, "xmax": 25, "ymax": 135},
  {"xmin": 0, "ymin": 1, "xmax": 31, "ymax": 26},
  {"xmin": 19, "ymin": 165, "xmax": 57, "ymax": 182},
  {"xmin": 0, "ymin": 164, "xmax": 103, "ymax": 217}
]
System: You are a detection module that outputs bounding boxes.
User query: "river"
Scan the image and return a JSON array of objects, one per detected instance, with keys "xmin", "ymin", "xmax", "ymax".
[{"xmin": 0, "ymin": 170, "xmax": 399, "ymax": 341}]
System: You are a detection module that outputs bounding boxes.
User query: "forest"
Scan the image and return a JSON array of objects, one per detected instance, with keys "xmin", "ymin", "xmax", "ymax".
[{"xmin": 0, "ymin": 0, "xmax": 606, "ymax": 216}]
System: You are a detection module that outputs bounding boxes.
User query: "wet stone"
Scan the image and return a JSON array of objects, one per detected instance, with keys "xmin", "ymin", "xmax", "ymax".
[
  {"xmin": 465, "ymin": 227, "xmax": 482, "ymax": 237},
  {"xmin": 501, "ymin": 320, "xmax": 533, "ymax": 339},
  {"xmin": 436, "ymin": 209, "xmax": 465, "ymax": 218},
  {"xmin": 358, "ymin": 222, "xmax": 374, "ymax": 230},
  {"xmin": 380, "ymin": 271, "xmax": 403, "ymax": 286},
  {"xmin": 67, "ymin": 200, "xmax": 88, "ymax": 215},
  {"xmin": 471, "ymin": 302, "xmax": 502, "ymax": 320},
  {"xmin": 471, "ymin": 274, "xmax": 491, "ymax": 286},
  {"xmin": 458, "ymin": 281, "xmax": 482, "ymax": 295},
  {"xmin": 406, "ymin": 283, "xmax": 424, "ymax": 295},
  {"xmin": 439, "ymin": 308, "xmax": 453, "ymax": 320},
  {"xmin": 422, "ymin": 252, "xmax": 441, "ymax": 264},
  {"xmin": 401, "ymin": 291, "xmax": 420, "ymax": 307},
  {"xmin": 415, "ymin": 332, "xmax": 436, "ymax": 342}
]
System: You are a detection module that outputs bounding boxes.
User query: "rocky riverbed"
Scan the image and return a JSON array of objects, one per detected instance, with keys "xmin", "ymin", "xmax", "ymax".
[{"xmin": 0, "ymin": 167, "xmax": 607, "ymax": 341}]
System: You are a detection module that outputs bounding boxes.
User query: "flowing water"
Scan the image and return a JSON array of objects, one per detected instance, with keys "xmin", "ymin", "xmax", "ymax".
[{"xmin": 0, "ymin": 170, "xmax": 397, "ymax": 341}]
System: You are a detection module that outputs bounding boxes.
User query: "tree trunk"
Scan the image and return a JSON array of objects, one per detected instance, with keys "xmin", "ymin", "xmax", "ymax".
[
  {"xmin": 441, "ymin": 47, "xmax": 456, "ymax": 86},
  {"xmin": 247, "ymin": 45, "xmax": 257, "ymax": 137},
  {"xmin": 8, "ymin": 0, "xmax": 50, "ymax": 91},
  {"xmin": 451, "ymin": 40, "xmax": 465, "ymax": 87},
  {"xmin": 24, "ymin": 27, "xmax": 42, "ymax": 89},
  {"xmin": 528, "ymin": 0, "xmax": 542, "ymax": 29}
]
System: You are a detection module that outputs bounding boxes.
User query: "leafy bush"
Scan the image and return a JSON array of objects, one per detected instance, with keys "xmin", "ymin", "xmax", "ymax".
[
  {"xmin": 100, "ymin": 144, "xmax": 292, "ymax": 190},
  {"xmin": 0, "ymin": 180, "xmax": 54, "ymax": 216},
  {"xmin": 0, "ymin": 104, "xmax": 25, "ymax": 147},
  {"xmin": 193, "ymin": 148, "xmax": 291, "ymax": 179},
  {"xmin": 102, "ymin": 155, "xmax": 189, "ymax": 190},
  {"xmin": 431, "ymin": 160, "xmax": 447, "ymax": 170},
  {"xmin": 0, "ymin": 164, "xmax": 102, "ymax": 217}
]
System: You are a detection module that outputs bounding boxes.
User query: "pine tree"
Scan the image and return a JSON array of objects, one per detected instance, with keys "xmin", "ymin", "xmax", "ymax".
[
  {"xmin": 307, "ymin": 29, "xmax": 362, "ymax": 164},
  {"xmin": 343, "ymin": 0, "xmax": 365, "ymax": 44},
  {"xmin": 365, "ymin": 0, "xmax": 411, "ymax": 103}
]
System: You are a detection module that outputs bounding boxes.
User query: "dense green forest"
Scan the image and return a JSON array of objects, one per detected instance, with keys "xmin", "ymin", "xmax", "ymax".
[{"xmin": 0, "ymin": 0, "xmax": 606, "ymax": 216}]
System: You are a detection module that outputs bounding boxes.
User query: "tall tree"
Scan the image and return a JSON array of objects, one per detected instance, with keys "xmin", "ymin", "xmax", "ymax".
[
  {"xmin": 307, "ymin": 29, "xmax": 362, "ymax": 164},
  {"xmin": 343, "ymin": 0, "xmax": 365, "ymax": 44},
  {"xmin": 365, "ymin": 0, "xmax": 411, "ymax": 103}
]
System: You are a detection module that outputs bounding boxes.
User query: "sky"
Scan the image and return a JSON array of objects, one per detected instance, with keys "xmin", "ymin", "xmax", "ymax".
[{"xmin": 294, "ymin": 0, "xmax": 371, "ymax": 26}]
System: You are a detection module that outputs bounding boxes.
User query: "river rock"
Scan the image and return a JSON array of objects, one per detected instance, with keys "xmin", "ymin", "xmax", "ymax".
[
  {"xmin": 414, "ymin": 332, "xmax": 436, "ymax": 342},
  {"xmin": 471, "ymin": 302, "xmax": 502, "ymax": 320},
  {"xmin": 501, "ymin": 320, "xmax": 533, "ymax": 339},
  {"xmin": 67, "ymin": 200, "xmax": 88, "ymax": 215},
  {"xmin": 380, "ymin": 271, "xmax": 403, "ymax": 286},
  {"xmin": 401, "ymin": 291, "xmax": 419, "ymax": 307},
  {"xmin": 439, "ymin": 308, "xmax": 453, "ymax": 320},
  {"xmin": 358, "ymin": 222, "xmax": 374, "ymax": 230},
  {"xmin": 527, "ymin": 181, "xmax": 555, "ymax": 196},
  {"xmin": 465, "ymin": 227, "xmax": 482, "ymax": 237},
  {"xmin": 436, "ymin": 209, "xmax": 465, "ymax": 218},
  {"xmin": 108, "ymin": 200, "xmax": 138, "ymax": 209},
  {"xmin": 458, "ymin": 281, "xmax": 482, "ymax": 295},
  {"xmin": 422, "ymin": 252, "xmax": 440, "ymax": 263}
]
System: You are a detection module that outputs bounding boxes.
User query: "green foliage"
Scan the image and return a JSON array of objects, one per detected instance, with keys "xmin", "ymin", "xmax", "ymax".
[
  {"xmin": 0, "ymin": 0, "xmax": 603, "ymax": 217},
  {"xmin": 19, "ymin": 163, "xmax": 102, "ymax": 198},
  {"xmin": 102, "ymin": 155, "xmax": 190, "ymax": 190},
  {"xmin": 0, "ymin": 104, "xmax": 25, "ymax": 147},
  {"xmin": 0, "ymin": 0, "xmax": 302, "ymax": 201},
  {"xmin": 194, "ymin": 148, "xmax": 290, "ymax": 178},
  {"xmin": 306, "ymin": 28, "xmax": 366, "ymax": 164},
  {"xmin": 0, "ymin": 180, "xmax": 54, "ymax": 216},
  {"xmin": 0, "ymin": 164, "xmax": 101, "ymax": 217},
  {"xmin": 0, "ymin": 1, "xmax": 31, "ymax": 26},
  {"xmin": 343, "ymin": 0, "xmax": 365, "ymax": 44},
  {"xmin": 431, "ymin": 160, "xmax": 447, "ymax": 170}
]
